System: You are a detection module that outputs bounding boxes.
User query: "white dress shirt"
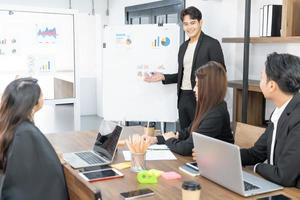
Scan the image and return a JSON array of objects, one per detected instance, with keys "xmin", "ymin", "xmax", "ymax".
[
  {"xmin": 181, "ymin": 42, "xmax": 197, "ymax": 90},
  {"xmin": 269, "ymin": 97, "xmax": 292, "ymax": 165}
]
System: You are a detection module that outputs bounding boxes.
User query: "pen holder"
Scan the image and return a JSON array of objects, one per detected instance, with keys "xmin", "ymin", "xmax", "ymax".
[{"xmin": 131, "ymin": 152, "xmax": 146, "ymax": 172}]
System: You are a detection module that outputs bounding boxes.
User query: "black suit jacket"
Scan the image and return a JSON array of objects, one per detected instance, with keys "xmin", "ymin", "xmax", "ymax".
[
  {"xmin": 157, "ymin": 101, "xmax": 234, "ymax": 156},
  {"xmin": 241, "ymin": 93, "xmax": 300, "ymax": 188},
  {"xmin": 0, "ymin": 121, "xmax": 68, "ymax": 200},
  {"xmin": 162, "ymin": 32, "xmax": 225, "ymax": 106}
]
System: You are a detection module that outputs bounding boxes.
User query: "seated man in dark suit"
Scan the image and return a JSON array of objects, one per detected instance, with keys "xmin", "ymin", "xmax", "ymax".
[{"xmin": 240, "ymin": 52, "xmax": 300, "ymax": 188}]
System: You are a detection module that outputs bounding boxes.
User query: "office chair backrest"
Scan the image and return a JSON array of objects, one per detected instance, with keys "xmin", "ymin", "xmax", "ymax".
[
  {"xmin": 234, "ymin": 122, "xmax": 265, "ymax": 149},
  {"xmin": 63, "ymin": 164, "xmax": 101, "ymax": 200}
]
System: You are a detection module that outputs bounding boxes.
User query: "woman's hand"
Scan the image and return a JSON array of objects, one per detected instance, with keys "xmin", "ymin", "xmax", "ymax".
[
  {"xmin": 162, "ymin": 131, "xmax": 179, "ymax": 141},
  {"xmin": 142, "ymin": 135, "xmax": 158, "ymax": 145}
]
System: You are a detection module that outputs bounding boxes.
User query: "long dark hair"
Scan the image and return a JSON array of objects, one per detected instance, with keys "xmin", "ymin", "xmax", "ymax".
[
  {"xmin": 191, "ymin": 61, "xmax": 227, "ymax": 132},
  {"xmin": 0, "ymin": 78, "xmax": 41, "ymax": 170}
]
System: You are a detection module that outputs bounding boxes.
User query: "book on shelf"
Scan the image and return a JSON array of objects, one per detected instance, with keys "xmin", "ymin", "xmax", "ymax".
[
  {"xmin": 260, "ymin": 4, "xmax": 282, "ymax": 37},
  {"xmin": 262, "ymin": 5, "xmax": 268, "ymax": 36},
  {"xmin": 267, "ymin": 4, "xmax": 282, "ymax": 37},
  {"xmin": 259, "ymin": 8, "xmax": 264, "ymax": 36}
]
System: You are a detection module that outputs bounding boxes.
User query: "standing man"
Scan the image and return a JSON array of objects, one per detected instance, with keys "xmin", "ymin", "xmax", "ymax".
[{"xmin": 144, "ymin": 6, "xmax": 225, "ymax": 129}]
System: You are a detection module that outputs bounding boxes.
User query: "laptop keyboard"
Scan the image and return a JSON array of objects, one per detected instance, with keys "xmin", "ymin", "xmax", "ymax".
[
  {"xmin": 75, "ymin": 152, "xmax": 105, "ymax": 165},
  {"xmin": 244, "ymin": 181, "xmax": 260, "ymax": 191}
]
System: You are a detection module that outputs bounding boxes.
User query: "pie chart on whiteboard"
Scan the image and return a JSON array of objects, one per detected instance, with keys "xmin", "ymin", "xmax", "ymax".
[{"xmin": 161, "ymin": 37, "xmax": 170, "ymax": 46}]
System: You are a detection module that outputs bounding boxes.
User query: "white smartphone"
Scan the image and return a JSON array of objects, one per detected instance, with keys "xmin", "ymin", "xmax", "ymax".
[
  {"xmin": 185, "ymin": 161, "xmax": 199, "ymax": 171},
  {"xmin": 120, "ymin": 188, "xmax": 155, "ymax": 199},
  {"xmin": 179, "ymin": 164, "xmax": 200, "ymax": 176},
  {"xmin": 79, "ymin": 168, "xmax": 124, "ymax": 182}
]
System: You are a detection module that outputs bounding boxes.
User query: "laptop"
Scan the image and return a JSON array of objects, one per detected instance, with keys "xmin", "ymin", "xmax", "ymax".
[
  {"xmin": 63, "ymin": 122, "xmax": 123, "ymax": 169},
  {"xmin": 192, "ymin": 133, "xmax": 283, "ymax": 197}
]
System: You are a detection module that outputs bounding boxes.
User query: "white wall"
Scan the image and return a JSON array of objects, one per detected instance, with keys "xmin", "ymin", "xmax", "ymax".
[
  {"xmin": 0, "ymin": 0, "xmax": 68, "ymax": 9},
  {"xmin": 0, "ymin": 0, "xmax": 108, "ymax": 16},
  {"xmin": 108, "ymin": 0, "xmax": 161, "ymax": 25},
  {"xmin": 76, "ymin": 14, "xmax": 102, "ymax": 115}
]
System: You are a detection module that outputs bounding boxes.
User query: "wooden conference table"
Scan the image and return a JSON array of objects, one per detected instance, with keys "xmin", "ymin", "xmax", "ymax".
[{"xmin": 46, "ymin": 126, "xmax": 300, "ymax": 200}]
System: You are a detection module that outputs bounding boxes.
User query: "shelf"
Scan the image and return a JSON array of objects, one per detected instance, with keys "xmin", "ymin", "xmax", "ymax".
[
  {"xmin": 228, "ymin": 80, "xmax": 261, "ymax": 93},
  {"xmin": 222, "ymin": 36, "xmax": 300, "ymax": 43}
]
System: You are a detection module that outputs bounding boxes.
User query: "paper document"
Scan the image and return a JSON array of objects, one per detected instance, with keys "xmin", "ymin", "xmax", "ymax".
[
  {"xmin": 123, "ymin": 150, "xmax": 177, "ymax": 161},
  {"xmin": 148, "ymin": 144, "xmax": 169, "ymax": 150}
]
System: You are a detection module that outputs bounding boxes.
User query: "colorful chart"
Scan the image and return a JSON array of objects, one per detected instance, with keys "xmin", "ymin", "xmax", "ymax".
[
  {"xmin": 115, "ymin": 33, "xmax": 132, "ymax": 46},
  {"xmin": 36, "ymin": 26, "xmax": 58, "ymax": 44},
  {"xmin": 161, "ymin": 37, "xmax": 170, "ymax": 46},
  {"xmin": 152, "ymin": 36, "xmax": 170, "ymax": 47},
  {"xmin": 37, "ymin": 27, "xmax": 57, "ymax": 38},
  {"xmin": 152, "ymin": 36, "xmax": 160, "ymax": 47}
]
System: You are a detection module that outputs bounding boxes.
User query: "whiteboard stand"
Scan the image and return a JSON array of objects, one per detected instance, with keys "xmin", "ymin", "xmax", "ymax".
[{"xmin": 160, "ymin": 122, "xmax": 165, "ymax": 134}]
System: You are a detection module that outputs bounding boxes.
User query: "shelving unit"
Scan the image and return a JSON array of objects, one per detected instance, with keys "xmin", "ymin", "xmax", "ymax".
[
  {"xmin": 223, "ymin": 0, "xmax": 300, "ymax": 126},
  {"xmin": 222, "ymin": 36, "xmax": 300, "ymax": 43}
]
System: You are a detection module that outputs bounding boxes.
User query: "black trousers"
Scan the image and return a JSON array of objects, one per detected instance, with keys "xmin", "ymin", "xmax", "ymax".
[{"xmin": 178, "ymin": 90, "xmax": 196, "ymax": 130}]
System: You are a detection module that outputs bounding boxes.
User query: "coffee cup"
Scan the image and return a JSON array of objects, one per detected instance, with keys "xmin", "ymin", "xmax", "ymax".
[
  {"xmin": 144, "ymin": 127, "xmax": 155, "ymax": 136},
  {"xmin": 144, "ymin": 122, "xmax": 156, "ymax": 136},
  {"xmin": 182, "ymin": 181, "xmax": 201, "ymax": 200}
]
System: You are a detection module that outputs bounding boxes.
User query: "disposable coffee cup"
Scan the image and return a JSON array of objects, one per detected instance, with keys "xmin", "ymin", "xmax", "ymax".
[
  {"xmin": 144, "ymin": 122, "xmax": 155, "ymax": 136},
  {"xmin": 144, "ymin": 127, "xmax": 155, "ymax": 136},
  {"xmin": 182, "ymin": 181, "xmax": 201, "ymax": 200}
]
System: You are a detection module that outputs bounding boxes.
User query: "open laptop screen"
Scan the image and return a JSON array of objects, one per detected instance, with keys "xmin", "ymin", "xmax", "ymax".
[{"xmin": 93, "ymin": 125, "xmax": 122, "ymax": 160}]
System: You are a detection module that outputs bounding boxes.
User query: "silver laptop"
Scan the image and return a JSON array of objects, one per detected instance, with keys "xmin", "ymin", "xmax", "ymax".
[
  {"xmin": 63, "ymin": 122, "xmax": 122, "ymax": 169},
  {"xmin": 192, "ymin": 133, "xmax": 283, "ymax": 197}
]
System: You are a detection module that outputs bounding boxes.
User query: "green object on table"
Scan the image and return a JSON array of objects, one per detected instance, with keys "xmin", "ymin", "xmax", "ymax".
[{"xmin": 137, "ymin": 170, "xmax": 158, "ymax": 184}]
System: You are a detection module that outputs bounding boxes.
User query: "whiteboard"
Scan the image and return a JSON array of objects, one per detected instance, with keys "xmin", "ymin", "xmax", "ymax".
[
  {"xmin": 0, "ymin": 9, "xmax": 75, "ymax": 100},
  {"xmin": 103, "ymin": 24, "xmax": 179, "ymax": 122}
]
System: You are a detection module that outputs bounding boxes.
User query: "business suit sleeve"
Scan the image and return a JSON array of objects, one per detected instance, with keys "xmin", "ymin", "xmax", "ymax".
[
  {"xmin": 156, "ymin": 127, "xmax": 189, "ymax": 144},
  {"xmin": 255, "ymin": 122, "xmax": 300, "ymax": 187},
  {"xmin": 208, "ymin": 40, "xmax": 225, "ymax": 69},
  {"xmin": 162, "ymin": 73, "xmax": 178, "ymax": 84},
  {"xmin": 165, "ymin": 110, "xmax": 224, "ymax": 156},
  {"xmin": 240, "ymin": 129, "xmax": 269, "ymax": 166}
]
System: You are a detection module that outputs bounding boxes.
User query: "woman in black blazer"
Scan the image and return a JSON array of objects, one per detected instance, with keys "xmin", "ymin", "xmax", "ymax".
[
  {"xmin": 145, "ymin": 61, "xmax": 233, "ymax": 156},
  {"xmin": 0, "ymin": 78, "xmax": 68, "ymax": 200}
]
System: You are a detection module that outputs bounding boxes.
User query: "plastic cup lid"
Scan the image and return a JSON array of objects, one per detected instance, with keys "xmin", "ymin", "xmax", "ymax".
[{"xmin": 182, "ymin": 181, "xmax": 201, "ymax": 191}]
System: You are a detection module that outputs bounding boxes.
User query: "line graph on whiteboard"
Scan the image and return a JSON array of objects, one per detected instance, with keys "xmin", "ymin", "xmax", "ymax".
[{"xmin": 36, "ymin": 25, "xmax": 58, "ymax": 44}]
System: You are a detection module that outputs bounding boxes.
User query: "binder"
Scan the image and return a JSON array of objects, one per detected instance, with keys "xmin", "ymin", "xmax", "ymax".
[
  {"xmin": 266, "ymin": 5, "xmax": 282, "ymax": 36},
  {"xmin": 262, "ymin": 5, "xmax": 268, "ymax": 36},
  {"xmin": 259, "ymin": 8, "xmax": 264, "ymax": 36}
]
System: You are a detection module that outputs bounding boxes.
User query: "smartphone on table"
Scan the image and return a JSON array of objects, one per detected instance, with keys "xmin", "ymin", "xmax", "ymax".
[
  {"xmin": 79, "ymin": 168, "xmax": 123, "ymax": 182},
  {"xmin": 120, "ymin": 188, "xmax": 155, "ymax": 199},
  {"xmin": 179, "ymin": 164, "xmax": 200, "ymax": 176},
  {"xmin": 185, "ymin": 161, "xmax": 199, "ymax": 171},
  {"xmin": 257, "ymin": 194, "xmax": 291, "ymax": 200}
]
